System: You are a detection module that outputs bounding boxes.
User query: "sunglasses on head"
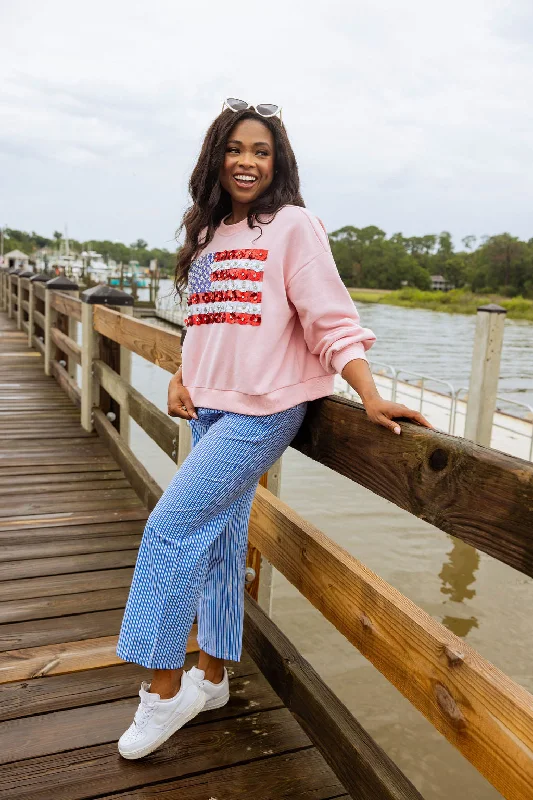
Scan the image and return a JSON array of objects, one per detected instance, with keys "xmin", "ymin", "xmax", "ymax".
[{"xmin": 222, "ymin": 97, "xmax": 282, "ymax": 121}]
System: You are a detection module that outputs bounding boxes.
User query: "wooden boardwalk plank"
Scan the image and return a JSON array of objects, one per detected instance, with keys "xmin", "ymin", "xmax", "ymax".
[
  {"xmin": 0, "ymin": 653, "xmax": 259, "ymax": 721},
  {"xmin": 0, "ymin": 628, "xmax": 198, "ymax": 684},
  {"xmin": 0, "ymin": 587, "xmax": 131, "ymax": 623},
  {"xmin": 0, "ymin": 708, "xmax": 310, "ymax": 799},
  {"xmin": 98, "ymin": 749, "xmax": 347, "ymax": 800},
  {"xmin": 0, "ymin": 533, "xmax": 141, "ymax": 562},
  {"xmin": 0, "ymin": 567, "xmax": 134, "ymax": 601},
  {"xmin": 0, "ymin": 550, "xmax": 139, "ymax": 581},
  {"xmin": 0, "ymin": 608, "xmax": 128, "ymax": 652}
]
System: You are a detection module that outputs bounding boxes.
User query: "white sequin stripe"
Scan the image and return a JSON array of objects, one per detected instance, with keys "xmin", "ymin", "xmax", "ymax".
[
  {"xmin": 188, "ymin": 301, "xmax": 262, "ymax": 315},
  {"xmin": 212, "ymin": 259, "xmax": 265, "ymax": 273},
  {"xmin": 209, "ymin": 279, "xmax": 263, "ymax": 292}
]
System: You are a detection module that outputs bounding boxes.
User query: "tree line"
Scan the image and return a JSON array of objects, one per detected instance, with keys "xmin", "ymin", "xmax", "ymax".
[
  {"xmin": 5, "ymin": 225, "xmax": 533, "ymax": 298},
  {"xmin": 2, "ymin": 229, "xmax": 177, "ymax": 275},
  {"xmin": 329, "ymin": 226, "xmax": 533, "ymax": 298}
]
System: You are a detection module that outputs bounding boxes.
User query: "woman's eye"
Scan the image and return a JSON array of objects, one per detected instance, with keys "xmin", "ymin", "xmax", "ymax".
[
  {"xmin": 257, "ymin": 150, "xmax": 269, "ymax": 157},
  {"xmin": 226, "ymin": 147, "xmax": 239, "ymax": 154}
]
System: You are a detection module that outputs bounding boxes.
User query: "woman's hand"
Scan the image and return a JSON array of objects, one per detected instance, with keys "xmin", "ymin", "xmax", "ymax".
[
  {"xmin": 167, "ymin": 369, "xmax": 198, "ymax": 420},
  {"xmin": 363, "ymin": 397, "xmax": 433, "ymax": 435}
]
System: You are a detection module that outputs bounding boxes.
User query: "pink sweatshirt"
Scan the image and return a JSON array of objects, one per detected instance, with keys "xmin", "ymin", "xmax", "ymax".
[{"xmin": 181, "ymin": 205, "xmax": 376, "ymax": 415}]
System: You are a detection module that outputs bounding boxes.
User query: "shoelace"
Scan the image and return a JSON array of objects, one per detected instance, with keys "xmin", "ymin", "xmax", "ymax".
[{"xmin": 133, "ymin": 700, "xmax": 156, "ymax": 729}]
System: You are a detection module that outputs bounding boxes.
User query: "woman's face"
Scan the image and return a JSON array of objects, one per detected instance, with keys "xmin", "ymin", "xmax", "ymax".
[{"xmin": 219, "ymin": 118, "xmax": 275, "ymax": 207}]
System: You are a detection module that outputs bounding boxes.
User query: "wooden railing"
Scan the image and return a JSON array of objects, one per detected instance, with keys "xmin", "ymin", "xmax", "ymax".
[{"xmin": 2, "ymin": 266, "xmax": 533, "ymax": 800}]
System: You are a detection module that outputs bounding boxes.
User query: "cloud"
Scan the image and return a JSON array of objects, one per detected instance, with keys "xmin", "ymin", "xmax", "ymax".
[{"xmin": 1, "ymin": 0, "xmax": 533, "ymax": 246}]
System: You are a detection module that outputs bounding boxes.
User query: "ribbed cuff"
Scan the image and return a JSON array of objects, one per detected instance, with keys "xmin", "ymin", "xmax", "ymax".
[{"xmin": 331, "ymin": 342, "xmax": 368, "ymax": 375}]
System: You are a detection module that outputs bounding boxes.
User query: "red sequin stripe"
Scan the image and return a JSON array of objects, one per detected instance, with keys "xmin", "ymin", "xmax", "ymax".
[
  {"xmin": 188, "ymin": 290, "xmax": 262, "ymax": 306},
  {"xmin": 185, "ymin": 312, "xmax": 261, "ymax": 326},
  {"xmin": 214, "ymin": 249, "xmax": 268, "ymax": 262},
  {"xmin": 210, "ymin": 267, "xmax": 264, "ymax": 282}
]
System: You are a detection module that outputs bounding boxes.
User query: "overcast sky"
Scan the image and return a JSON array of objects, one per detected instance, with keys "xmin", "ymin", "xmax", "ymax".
[{"xmin": 2, "ymin": 0, "xmax": 533, "ymax": 250}]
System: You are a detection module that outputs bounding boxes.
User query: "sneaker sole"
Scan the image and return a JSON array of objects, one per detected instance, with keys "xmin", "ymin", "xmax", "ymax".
[
  {"xmin": 203, "ymin": 692, "xmax": 230, "ymax": 711},
  {"xmin": 118, "ymin": 690, "xmax": 207, "ymax": 760}
]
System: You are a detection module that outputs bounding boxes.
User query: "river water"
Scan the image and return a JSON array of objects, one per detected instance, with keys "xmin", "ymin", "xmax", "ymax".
[{"xmin": 130, "ymin": 285, "xmax": 533, "ymax": 799}]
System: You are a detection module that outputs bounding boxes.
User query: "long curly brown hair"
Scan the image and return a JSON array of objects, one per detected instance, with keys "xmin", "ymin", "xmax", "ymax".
[{"xmin": 175, "ymin": 108, "xmax": 305, "ymax": 291}]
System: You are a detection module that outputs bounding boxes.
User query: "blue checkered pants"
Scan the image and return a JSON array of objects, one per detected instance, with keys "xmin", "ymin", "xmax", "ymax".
[{"xmin": 116, "ymin": 403, "xmax": 307, "ymax": 669}]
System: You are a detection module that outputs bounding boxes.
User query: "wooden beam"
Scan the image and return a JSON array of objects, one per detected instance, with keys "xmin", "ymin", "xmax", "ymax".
[
  {"xmin": 33, "ymin": 282, "xmax": 46, "ymax": 301},
  {"xmin": 93, "ymin": 305, "xmax": 181, "ymax": 373},
  {"xmin": 50, "ymin": 327, "xmax": 82, "ymax": 365},
  {"xmin": 93, "ymin": 360, "xmax": 178, "ymax": 459},
  {"xmin": 0, "ymin": 626, "xmax": 199, "ymax": 684},
  {"xmin": 243, "ymin": 593, "xmax": 423, "ymax": 800},
  {"xmin": 93, "ymin": 408, "xmax": 162, "ymax": 510},
  {"xmin": 292, "ymin": 396, "xmax": 533, "ymax": 578},
  {"xmin": 249, "ymin": 485, "xmax": 533, "ymax": 800},
  {"xmin": 50, "ymin": 291, "xmax": 82, "ymax": 321},
  {"xmin": 31, "ymin": 335, "xmax": 45, "ymax": 356},
  {"xmin": 50, "ymin": 360, "xmax": 81, "ymax": 408},
  {"xmin": 33, "ymin": 309, "xmax": 45, "ymax": 329}
]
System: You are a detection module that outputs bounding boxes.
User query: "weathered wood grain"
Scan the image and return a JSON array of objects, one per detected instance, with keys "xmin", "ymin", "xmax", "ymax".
[
  {"xmin": 292, "ymin": 396, "xmax": 533, "ymax": 578},
  {"xmin": 0, "ymin": 550, "xmax": 139, "ymax": 582},
  {"xmin": 97, "ymin": 749, "xmax": 346, "ymax": 800},
  {"xmin": 50, "ymin": 326, "xmax": 81, "ymax": 365},
  {"xmin": 0, "ymin": 626, "xmax": 198, "ymax": 684},
  {"xmin": 0, "ymin": 587, "xmax": 130, "ymax": 623},
  {"xmin": 0, "ymin": 653, "xmax": 258, "ymax": 721},
  {"xmin": 0, "ymin": 567, "xmax": 135, "ymax": 601},
  {"xmin": 93, "ymin": 359, "xmax": 178, "ymax": 458},
  {"xmin": 33, "ymin": 282, "xmax": 45, "ymax": 301},
  {"xmin": 93, "ymin": 408, "xmax": 163, "ymax": 509},
  {"xmin": 50, "ymin": 291, "xmax": 82, "ymax": 321},
  {"xmin": 0, "ymin": 708, "xmax": 308, "ymax": 798},
  {"xmin": 93, "ymin": 305, "xmax": 181, "ymax": 372},
  {"xmin": 0, "ymin": 608, "xmax": 127, "ymax": 651},
  {"xmin": 250, "ymin": 484, "xmax": 533, "ymax": 800},
  {"xmin": 50, "ymin": 359, "xmax": 81, "ymax": 407},
  {"xmin": 244, "ymin": 592, "xmax": 422, "ymax": 800},
  {"xmin": 0, "ymin": 533, "xmax": 140, "ymax": 562}
]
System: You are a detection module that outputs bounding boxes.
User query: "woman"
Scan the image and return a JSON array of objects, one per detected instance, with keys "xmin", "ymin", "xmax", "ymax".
[{"xmin": 116, "ymin": 99, "xmax": 430, "ymax": 759}]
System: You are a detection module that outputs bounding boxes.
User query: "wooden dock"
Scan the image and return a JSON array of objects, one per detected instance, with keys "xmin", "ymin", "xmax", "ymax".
[
  {"xmin": 0, "ymin": 313, "xmax": 349, "ymax": 800},
  {"xmin": 2, "ymin": 267, "xmax": 533, "ymax": 799}
]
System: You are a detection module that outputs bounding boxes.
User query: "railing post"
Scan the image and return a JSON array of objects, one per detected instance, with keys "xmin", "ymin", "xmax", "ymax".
[
  {"xmin": 119, "ymin": 305, "xmax": 133, "ymax": 445},
  {"xmin": 29, "ymin": 273, "xmax": 48, "ymax": 349},
  {"xmin": 256, "ymin": 459, "xmax": 282, "ymax": 617},
  {"xmin": 18, "ymin": 271, "xmax": 33, "ymax": 335},
  {"xmin": 0, "ymin": 267, "xmax": 6, "ymax": 311},
  {"xmin": 45, "ymin": 277, "xmax": 79, "ymax": 377},
  {"xmin": 465, "ymin": 303, "xmax": 507, "ymax": 447},
  {"xmin": 7, "ymin": 269, "xmax": 19, "ymax": 319},
  {"xmin": 177, "ymin": 327, "xmax": 192, "ymax": 466},
  {"xmin": 81, "ymin": 285, "xmax": 134, "ymax": 435}
]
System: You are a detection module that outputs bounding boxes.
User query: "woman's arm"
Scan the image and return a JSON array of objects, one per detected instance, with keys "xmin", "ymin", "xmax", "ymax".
[{"xmin": 341, "ymin": 358, "xmax": 432, "ymax": 434}]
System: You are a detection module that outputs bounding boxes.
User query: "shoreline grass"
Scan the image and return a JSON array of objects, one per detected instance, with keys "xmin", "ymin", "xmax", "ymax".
[{"xmin": 348, "ymin": 287, "xmax": 533, "ymax": 321}]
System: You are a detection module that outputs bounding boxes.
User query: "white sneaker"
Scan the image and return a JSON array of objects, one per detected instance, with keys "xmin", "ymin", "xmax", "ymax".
[
  {"xmin": 118, "ymin": 671, "xmax": 206, "ymax": 759},
  {"xmin": 187, "ymin": 666, "xmax": 230, "ymax": 711}
]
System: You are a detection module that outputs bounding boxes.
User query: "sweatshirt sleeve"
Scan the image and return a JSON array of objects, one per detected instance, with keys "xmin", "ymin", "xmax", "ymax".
[{"xmin": 285, "ymin": 212, "xmax": 376, "ymax": 375}]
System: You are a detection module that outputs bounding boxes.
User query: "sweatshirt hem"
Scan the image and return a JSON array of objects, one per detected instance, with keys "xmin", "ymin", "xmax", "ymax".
[{"xmin": 189, "ymin": 375, "xmax": 335, "ymax": 416}]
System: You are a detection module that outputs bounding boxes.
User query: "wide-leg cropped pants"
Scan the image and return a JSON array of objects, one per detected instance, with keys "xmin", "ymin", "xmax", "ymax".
[{"xmin": 116, "ymin": 402, "xmax": 307, "ymax": 670}]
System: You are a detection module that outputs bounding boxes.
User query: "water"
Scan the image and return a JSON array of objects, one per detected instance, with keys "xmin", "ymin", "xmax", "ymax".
[{"xmin": 130, "ymin": 284, "xmax": 533, "ymax": 798}]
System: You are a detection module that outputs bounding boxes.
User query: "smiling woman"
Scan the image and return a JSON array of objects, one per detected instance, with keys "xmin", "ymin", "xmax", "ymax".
[
  {"xmin": 219, "ymin": 120, "xmax": 276, "ymax": 216},
  {"xmin": 114, "ymin": 100, "xmax": 431, "ymax": 762}
]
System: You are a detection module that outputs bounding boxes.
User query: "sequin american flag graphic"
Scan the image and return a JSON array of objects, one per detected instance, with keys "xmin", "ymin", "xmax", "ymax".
[{"xmin": 185, "ymin": 249, "xmax": 267, "ymax": 327}]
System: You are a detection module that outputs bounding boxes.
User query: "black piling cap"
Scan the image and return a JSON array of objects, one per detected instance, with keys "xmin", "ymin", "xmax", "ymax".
[
  {"xmin": 8, "ymin": 267, "xmax": 23, "ymax": 275},
  {"xmin": 30, "ymin": 273, "xmax": 52, "ymax": 282},
  {"xmin": 81, "ymin": 284, "xmax": 134, "ymax": 306},
  {"xmin": 45, "ymin": 276, "xmax": 79, "ymax": 291},
  {"xmin": 18, "ymin": 270, "xmax": 34, "ymax": 278}
]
